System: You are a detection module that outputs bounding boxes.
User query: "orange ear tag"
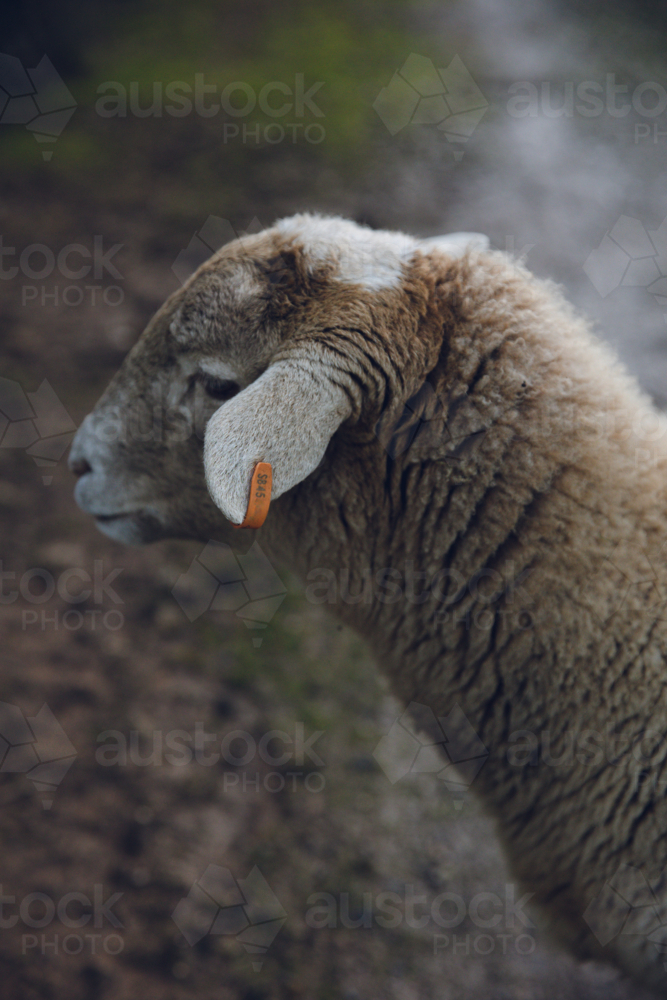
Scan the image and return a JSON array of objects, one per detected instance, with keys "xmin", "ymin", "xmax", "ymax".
[{"xmin": 233, "ymin": 462, "xmax": 272, "ymax": 529}]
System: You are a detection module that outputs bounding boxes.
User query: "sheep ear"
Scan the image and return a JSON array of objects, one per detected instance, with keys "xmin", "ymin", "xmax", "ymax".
[
  {"xmin": 203, "ymin": 360, "xmax": 353, "ymax": 525},
  {"xmin": 420, "ymin": 232, "xmax": 489, "ymax": 256}
]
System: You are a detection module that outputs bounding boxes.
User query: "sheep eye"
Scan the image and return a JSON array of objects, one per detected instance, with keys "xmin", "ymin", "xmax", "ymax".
[{"xmin": 198, "ymin": 374, "xmax": 240, "ymax": 402}]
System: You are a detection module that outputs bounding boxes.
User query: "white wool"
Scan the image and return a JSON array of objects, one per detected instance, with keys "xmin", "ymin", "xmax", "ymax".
[{"xmin": 276, "ymin": 214, "xmax": 489, "ymax": 289}]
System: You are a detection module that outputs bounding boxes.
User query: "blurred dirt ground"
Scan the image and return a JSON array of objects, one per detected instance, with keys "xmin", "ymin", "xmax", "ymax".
[{"xmin": 2, "ymin": 1, "xmax": 667, "ymax": 997}]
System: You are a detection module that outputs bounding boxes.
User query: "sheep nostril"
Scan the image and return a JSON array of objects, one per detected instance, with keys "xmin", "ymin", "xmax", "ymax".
[{"xmin": 70, "ymin": 458, "xmax": 92, "ymax": 477}]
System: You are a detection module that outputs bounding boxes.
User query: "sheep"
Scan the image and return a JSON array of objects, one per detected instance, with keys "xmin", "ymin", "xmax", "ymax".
[{"xmin": 69, "ymin": 213, "xmax": 667, "ymax": 995}]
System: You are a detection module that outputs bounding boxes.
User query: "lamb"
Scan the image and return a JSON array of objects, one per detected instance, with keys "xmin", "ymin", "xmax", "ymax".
[{"xmin": 69, "ymin": 213, "xmax": 667, "ymax": 995}]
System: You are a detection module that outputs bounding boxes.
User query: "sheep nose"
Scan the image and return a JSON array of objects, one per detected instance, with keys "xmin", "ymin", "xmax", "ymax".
[{"xmin": 69, "ymin": 457, "xmax": 92, "ymax": 477}]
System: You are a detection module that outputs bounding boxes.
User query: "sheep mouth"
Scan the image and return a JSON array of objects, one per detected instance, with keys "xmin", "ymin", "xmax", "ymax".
[
  {"xmin": 90, "ymin": 507, "xmax": 166, "ymax": 546},
  {"xmin": 92, "ymin": 510, "xmax": 145, "ymax": 526}
]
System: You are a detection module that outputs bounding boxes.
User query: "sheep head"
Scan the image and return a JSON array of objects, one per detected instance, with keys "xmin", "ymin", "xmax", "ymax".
[{"xmin": 69, "ymin": 214, "xmax": 485, "ymax": 544}]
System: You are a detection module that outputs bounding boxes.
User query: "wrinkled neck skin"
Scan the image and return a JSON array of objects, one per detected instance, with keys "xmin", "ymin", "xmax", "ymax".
[
  {"xmin": 259, "ymin": 252, "xmax": 665, "ymax": 747},
  {"xmin": 254, "ymin": 256, "xmax": 667, "ymax": 974}
]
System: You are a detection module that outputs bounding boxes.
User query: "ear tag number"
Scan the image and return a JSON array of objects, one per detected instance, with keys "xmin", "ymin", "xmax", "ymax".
[{"xmin": 234, "ymin": 462, "xmax": 272, "ymax": 529}]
